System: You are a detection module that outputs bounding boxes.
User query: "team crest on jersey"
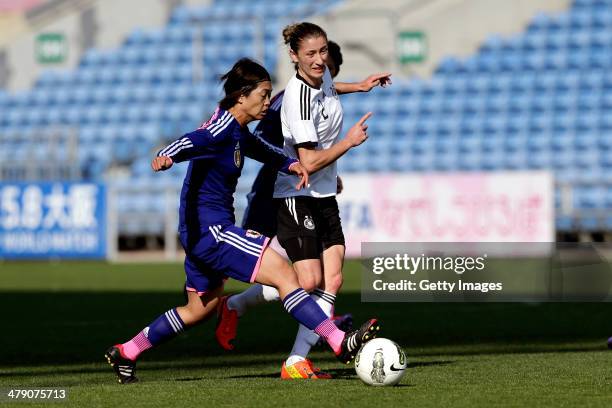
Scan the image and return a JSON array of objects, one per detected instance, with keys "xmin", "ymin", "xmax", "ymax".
[
  {"xmin": 303, "ymin": 215, "xmax": 315, "ymax": 230},
  {"xmin": 245, "ymin": 229, "xmax": 261, "ymax": 238},
  {"xmin": 234, "ymin": 142, "xmax": 241, "ymax": 167}
]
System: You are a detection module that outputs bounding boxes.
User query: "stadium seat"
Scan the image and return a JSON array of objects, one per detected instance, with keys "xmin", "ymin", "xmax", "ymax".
[
  {"xmin": 577, "ymin": 216, "xmax": 601, "ymax": 231},
  {"xmin": 433, "ymin": 152, "xmax": 458, "ymax": 171},
  {"xmin": 599, "ymin": 134, "xmax": 612, "ymax": 151},
  {"xmin": 164, "ymin": 25, "xmax": 194, "ymax": 45},
  {"xmin": 574, "ymin": 132, "xmax": 598, "ymax": 150},
  {"xmin": 556, "ymin": 216, "xmax": 574, "ymax": 230},
  {"xmin": 4, "ymin": 0, "xmax": 612, "ymax": 233},
  {"xmin": 458, "ymin": 152, "xmax": 481, "ymax": 170},
  {"xmin": 480, "ymin": 151, "xmax": 505, "ymax": 171}
]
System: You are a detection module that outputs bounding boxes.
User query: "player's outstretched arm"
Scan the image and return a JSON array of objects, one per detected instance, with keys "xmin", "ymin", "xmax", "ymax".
[
  {"xmin": 153, "ymin": 128, "xmax": 222, "ymax": 168},
  {"xmin": 335, "ymin": 73, "xmax": 392, "ymax": 95},
  {"xmin": 297, "ymin": 112, "xmax": 372, "ymax": 174}
]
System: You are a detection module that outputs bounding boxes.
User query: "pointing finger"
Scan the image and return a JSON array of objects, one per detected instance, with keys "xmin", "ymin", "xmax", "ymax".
[
  {"xmin": 373, "ymin": 72, "xmax": 392, "ymax": 81},
  {"xmin": 357, "ymin": 112, "xmax": 373, "ymax": 126}
]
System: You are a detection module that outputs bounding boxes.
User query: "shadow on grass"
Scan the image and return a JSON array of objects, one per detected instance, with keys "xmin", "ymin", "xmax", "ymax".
[
  {"xmin": 175, "ymin": 377, "xmax": 205, "ymax": 382},
  {"xmin": 229, "ymin": 368, "xmax": 419, "ymax": 388},
  {"xmin": 228, "ymin": 368, "xmax": 359, "ymax": 380},
  {"xmin": 407, "ymin": 360, "xmax": 454, "ymax": 368},
  {"xmin": 3, "ymin": 342, "xmax": 607, "ymax": 381},
  {"xmin": 2, "ymin": 291, "xmax": 612, "ymax": 367}
]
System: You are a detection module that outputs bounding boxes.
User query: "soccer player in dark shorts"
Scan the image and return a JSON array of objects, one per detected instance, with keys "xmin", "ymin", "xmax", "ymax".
[
  {"xmin": 104, "ymin": 58, "xmax": 380, "ymax": 384},
  {"xmin": 219, "ymin": 42, "xmax": 351, "ymax": 379},
  {"xmin": 215, "ymin": 27, "xmax": 391, "ymax": 379}
]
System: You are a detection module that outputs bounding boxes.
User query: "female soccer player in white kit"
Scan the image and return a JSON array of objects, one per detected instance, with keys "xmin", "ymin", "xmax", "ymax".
[{"xmin": 216, "ymin": 23, "xmax": 391, "ymax": 379}]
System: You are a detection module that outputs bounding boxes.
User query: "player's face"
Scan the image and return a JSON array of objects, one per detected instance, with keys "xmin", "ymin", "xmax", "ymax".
[
  {"xmin": 241, "ymin": 81, "xmax": 272, "ymax": 121},
  {"xmin": 292, "ymin": 35, "xmax": 328, "ymax": 83}
]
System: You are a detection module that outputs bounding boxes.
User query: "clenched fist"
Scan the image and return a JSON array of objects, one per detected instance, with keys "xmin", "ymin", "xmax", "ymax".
[{"xmin": 152, "ymin": 156, "xmax": 173, "ymax": 171}]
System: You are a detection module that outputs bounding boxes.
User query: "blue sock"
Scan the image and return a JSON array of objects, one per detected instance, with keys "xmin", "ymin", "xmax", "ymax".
[
  {"xmin": 145, "ymin": 308, "xmax": 185, "ymax": 346},
  {"xmin": 282, "ymin": 288, "xmax": 328, "ymax": 330}
]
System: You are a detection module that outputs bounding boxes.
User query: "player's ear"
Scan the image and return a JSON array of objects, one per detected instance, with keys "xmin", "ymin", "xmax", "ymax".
[{"xmin": 289, "ymin": 48, "xmax": 299, "ymax": 64}]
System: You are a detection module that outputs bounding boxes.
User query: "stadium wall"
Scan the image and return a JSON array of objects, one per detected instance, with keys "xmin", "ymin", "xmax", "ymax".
[
  {"xmin": 1, "ymin": 0, "xmax": 211, "ymax": 91},
  {"xmin": 0, "ymin": 13, "xmax": 28, "ymax": 47},
  {"xmin": 276, "ymin": 0, "xmax": 570, "ymax": 85}
]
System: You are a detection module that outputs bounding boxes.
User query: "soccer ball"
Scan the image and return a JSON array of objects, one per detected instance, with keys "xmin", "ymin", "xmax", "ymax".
[{"xmin": 355, "ymin": 338, "xmax": 407, "ymax": 386}]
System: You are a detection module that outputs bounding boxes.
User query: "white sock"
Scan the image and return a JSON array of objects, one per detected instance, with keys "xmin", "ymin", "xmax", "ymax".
[
  {"xmin": 227, "ymin": 284, "xmax": 280, "ymax": 317},
  {"xmin": 261, "ymin": 284, "xmax": 281, "ymax": 301},
  {"xmin": 286, "ymin": 289, "xmax": 336, "ymax": 366}
]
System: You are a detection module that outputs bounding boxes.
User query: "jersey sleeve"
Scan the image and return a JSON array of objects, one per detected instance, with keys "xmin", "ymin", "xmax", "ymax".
[
  {"xmin": 157, "ymin": 128, "xmax": 223, "ymax": 163},
  {"xmin": 253, "ymin": 110, "xmax": 283, "ymax": 148},
  {"xmin": 283, "ymin": 84, "xmax": 319, "ymax": 146},
  {"xmin": 243, "ymin": 131, "xmax": 297, "ymax": 173}
]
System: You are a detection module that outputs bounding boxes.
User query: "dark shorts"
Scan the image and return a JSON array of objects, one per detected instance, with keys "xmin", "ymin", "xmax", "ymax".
[
  {"xmin": 180, "ymin": 224, "xmax": 270, "ymax": 295},
  {"xmin": 241, "ymin": 164, "xmax": 280, "ymax": 238},
  {"xmin": 275, "ymin": 196, "xmax": 345, "ymax": 262},
  {"xmin": 242, "ymin": 192, "xmax": 280, "ymax": 238}
]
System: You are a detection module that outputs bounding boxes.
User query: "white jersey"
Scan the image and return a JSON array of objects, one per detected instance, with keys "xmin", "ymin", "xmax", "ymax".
[{"xmin": 273, "ymin": 67, "xmax": 344, "ymax": 198}]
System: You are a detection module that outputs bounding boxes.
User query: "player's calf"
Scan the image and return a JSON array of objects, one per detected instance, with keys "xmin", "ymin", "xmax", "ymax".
[{"xmin": 105, "ymin": 308, "xmax": 185, "ymax": 383}]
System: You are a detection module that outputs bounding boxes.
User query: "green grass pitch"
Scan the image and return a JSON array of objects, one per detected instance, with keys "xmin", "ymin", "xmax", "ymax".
[{"xmin": 0, "ymin": 260, "xmax": 611, "ymax": 407}]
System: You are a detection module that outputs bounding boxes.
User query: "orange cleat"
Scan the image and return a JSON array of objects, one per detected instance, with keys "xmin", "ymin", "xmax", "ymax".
[
  {"xmin": 280, "ymin": 359, "xmax": 333, "ymax": 379},
  {"xmin": 215, "ymin": 295, "xmax": 238, "ymax": 351}
]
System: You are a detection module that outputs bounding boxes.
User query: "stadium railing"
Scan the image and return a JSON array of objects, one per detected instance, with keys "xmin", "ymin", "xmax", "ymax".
[{"xmin": 0, "ymin": 127, "xmax": 79, "ymax": 181}]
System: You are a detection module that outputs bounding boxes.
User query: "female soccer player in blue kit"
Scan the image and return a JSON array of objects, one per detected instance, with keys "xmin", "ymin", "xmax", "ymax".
[{"xmin": 104, "ymin": 58, "xmax": 379, "ymax": 384}]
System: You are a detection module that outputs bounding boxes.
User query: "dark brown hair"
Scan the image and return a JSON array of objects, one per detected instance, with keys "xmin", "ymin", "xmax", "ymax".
[
  {"xmin": 282, "ymin": 22, "xmax": 327, "ymax": 53},
  {"xmin": 219, "ymin": 58, "xmax": 271, "ymax": 110},
  {"xmin": 327, "ymin": 40, "xmax": 343, "ymax": 74}
]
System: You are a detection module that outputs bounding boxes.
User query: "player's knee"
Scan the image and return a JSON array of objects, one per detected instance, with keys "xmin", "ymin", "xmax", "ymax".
[
  {"xmin": 298, "ymin": 273, "xmax": 321, "ymax": 292},
  {"xmin": 271, "ymin": 262, "xmax": 300, "ymax": 289},
  {"xmin": 294, "ymin": 259, "xmax": 321, "ymax": 287}
]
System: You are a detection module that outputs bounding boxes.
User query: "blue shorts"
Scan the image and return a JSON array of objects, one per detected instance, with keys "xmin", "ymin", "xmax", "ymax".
[{"xmin": 180, "ymin": 224, "xmax": 270, "ymax": 295}]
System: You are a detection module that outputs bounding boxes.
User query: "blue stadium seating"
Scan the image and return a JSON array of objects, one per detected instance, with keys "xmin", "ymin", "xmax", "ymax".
[
  {"xmin": 0, "ymin": 0, "xmax": 341, "ymax": 179},
  {"xmin": 342, "ymin": 0, "xmax": 612, "ymax": 230},
  {"xmin": 2, "ymin": 0, "xmax": 611, "ymax": 232}
]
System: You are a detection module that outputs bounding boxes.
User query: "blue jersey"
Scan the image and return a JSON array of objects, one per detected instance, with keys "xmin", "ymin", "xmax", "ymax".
[
  {"xmin": 242, "ymin": 91, "xmax": 285, "ymax": 236},
  {"xmin": 157, "ymin": 106, "xmax": 296, "ymax": 234}
]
